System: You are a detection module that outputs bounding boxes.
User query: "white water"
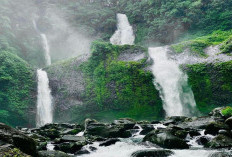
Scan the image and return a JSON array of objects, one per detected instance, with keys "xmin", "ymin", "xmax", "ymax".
[
  {"xmin": 33, "ymin": 20, "xmax": 51, "ymax": 66},
  {"xmin": 36, "ymin": 69, "xmax": 53, "ymax": 127},
  {"xmin": 149, "ymin": 47, "xmax": 196, "ymax": 117},
  {"xmin": 41, "ymin": 34, "xmax": 51, "ymax": 66},
  {"xmin": 110, "ymin": 13, "xmax": 135, "ymax": 45}
]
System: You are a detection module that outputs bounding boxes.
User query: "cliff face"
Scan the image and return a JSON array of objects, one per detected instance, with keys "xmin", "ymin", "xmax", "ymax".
[{"xmin": 46, "ymin": 42, "xmax": 164, "ymax": 123}]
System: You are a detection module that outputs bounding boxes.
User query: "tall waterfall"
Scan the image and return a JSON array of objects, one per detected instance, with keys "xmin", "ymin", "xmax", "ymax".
[
  {"xmin": 110, "ymin": 13, "xmax": 135, "ymax": 45},
  {"xmin": 149, "ymin": 47, "xmax": 196, "ymax": 117},
  {"xmin": 33, "ymin": 20, "xmax": 51, "ymax": 66},
  {"xmin": 36, "ymin": 69, "xmax": 53, "ymax": 127}
]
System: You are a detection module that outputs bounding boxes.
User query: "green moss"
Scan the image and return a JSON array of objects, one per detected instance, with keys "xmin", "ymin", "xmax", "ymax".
[
  {"xmin": 0, "ymin": 50, "xmax": 35, "ymax": 127},
  {"xmin": 172, "ymin": 30, "xmax": 232, "ymax": 56},
  {"xmin": 185, "ymin": 61, "xmax": 232, "ymax": 114},
  {"xmin": 221, "ymin": 106, "xmax": 232, "ymax": 117},
  {"xmin": 220, "ymin": 36, "xmax": 232, "ymax": 54},
  {"xmin": 76, "ymin": 42, "xmax": 163, "ymax": 121}
]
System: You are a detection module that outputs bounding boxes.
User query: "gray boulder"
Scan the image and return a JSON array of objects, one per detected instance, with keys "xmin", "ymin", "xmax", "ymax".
[
  {"xmin": 131, "ymin": 149, "xmax": 174, "ymax": 157},
  {"xmin": 38, "ymin": 150, "xmax": 71, "ymax": 157},
  {"xmin": 0, "ymin": 123, "xmax": 37, "ymax": 156},
  {"xmin": 143, "ymin": 130, "xmax": 189, "ymax": 149}
]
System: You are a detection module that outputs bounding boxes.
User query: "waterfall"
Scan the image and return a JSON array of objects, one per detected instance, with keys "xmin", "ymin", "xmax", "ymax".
[
  {"xmin": 149, "ymin": 47, "xmax": 196, "ymax": 117},
  {"xmin": 110, "ymin": 13, "xmax": 135, "ymax": 45},
  {"xmin": 33, "ymin": 20, "xmax": 51, "ymax": 66},
  {"xmin": 36, "ymin": 69, "xmax": 53, "ymax": 127},
  {"xmin": 41, "ymin": 34, "xmax": 51, "ymax": 66}
]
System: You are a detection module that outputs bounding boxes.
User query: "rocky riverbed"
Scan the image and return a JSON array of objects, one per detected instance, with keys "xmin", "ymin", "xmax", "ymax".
[{"xmin": 1, "ymin": 108, "xmax": 232, "ymax": 157}]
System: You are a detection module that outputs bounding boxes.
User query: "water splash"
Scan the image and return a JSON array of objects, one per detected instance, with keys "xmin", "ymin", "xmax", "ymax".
[
  {"xmin": 149, "ymin": 47, "xmax": 196, "ymax": 117},
  {"xmin": 36, "ymin": 69, "xmax": 53, "ymax": 127},
  {"xmin": 110, "ymin": 13, "xmax": 135, "ymax": 45}
]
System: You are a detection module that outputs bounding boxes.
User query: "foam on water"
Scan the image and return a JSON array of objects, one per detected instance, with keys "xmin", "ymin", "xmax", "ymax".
[
  {"xmin": 110, "ymin": 13, "xmax": 135, "ymax": 45},
  {"xmin": 149, "ymin": 47, "xmax": 196, "ymax": 117}
]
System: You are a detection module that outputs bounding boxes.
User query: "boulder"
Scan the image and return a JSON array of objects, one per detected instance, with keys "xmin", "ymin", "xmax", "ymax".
[
  {"xmin": 205, "ymin": 122, "xmax": 229, "ymax": 136},
  {"xmin": 140, "ymin": 125, "xmax": 154, "ymax": 135},
  {"xmin": 85, "ymin": 119, "xmax": 132, "ymax": 138},
  {"xmin": 209, "ymin": 107, "xmax": 224, "ymax": 118},
  {"xmin": 131, "ymin": 149, "xmax": 174, "ymax": 157},
  {"xmin": 225, "ymin": 117, "xmax": 232, "ymax": 128},
  {"xmin": 163, "ymin": 116, "xmax": 188, "ymax": 126},
  {"xmin": 99, "ymin": 138, "xmax": 120, "ymax": 147},
  {"xmin": 113, "ymin": 118, "xmax": 136, "ymax": 130},
  {"xmin": 54, "ymin": 141, "xmax": 86, "ymax": 154},
  {"xmin": 206, "ymin": 135, "xmax": 232, "ymax": 148},
  {"xmin": 38, "ymin": 150, "xmax": 70, "ymax": 157},
  {"xmin": 143, "ymin": 130, "xmax": 189, "ymax": 149},
  {"xmin": 0, "ymin": 123, "xmax": 37, "ymax": 156},
  {"xmin": 196, "ymin": 136, "xmax": 210, "ymax": 146},
  {"xmin": 61, "ymin": 135, "xmax": 85, "ymax": 142}
]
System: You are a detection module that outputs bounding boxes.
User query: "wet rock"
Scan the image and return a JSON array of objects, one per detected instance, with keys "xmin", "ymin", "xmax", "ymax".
[
  {"xmin": 209, "ymin": 107, "xmax": 224, "ymax": 118},
  {"xmin": 54, "ymin": 141, "xmax": 85, "ymax": 154},
  {"xmin": 0, "ymin": 123, "xmax": 37, "ymax": 156},
  {"xmin": 209, "ymin": 152, "xmax": 232, "ymax": 157},
  {"xmin": 99, "ymin": 138, "xmax": 120, "ymax": 146},
  {"xmin": 143, "ymin": 130, "xmax": 189, "ymax": 149},
  {"xmin": 113, "ymin": 118, "xmax": 136, "ymax": 130},
  {"xmin": 38, "ymin": 150, "xmax": 70, "ymax": 157},
  {"xmin": 140, "ymin": 125, "xmax": 154, "ymax": 135},
  {"xmin": 85, "ymin": 119, "xmax": 132, "ymax": 138},
  {"xmin": 206, "ymin": 135, "xmax": 232, "ymax": 148},
  {"xmin": 131, "ymin": 149, "xmax": 174, "ymax": 157},
  {"xmin": 37, "ymin": 142, "xmax": 47, "ymax": 151},
  {"xmin": 37, "ymin": 128, "xmax": 60, "ymax": 140},
  {"xmin": 205, "ymin": 122, "xmax": 229, "ymax": 136},
  {"xmin": 61, "ymin": 135, "xmax": 85, "ymax": 142},
  {"xmin": 75, "ymin": 147, "xmax": 90, "ymax": 155},
  {"xmin": 225, "ymin": 117, "xmax": 232, "ymax": 128},
  {"xmin": 196, "ymin": 136, "xmax": 210, "ymax": 146},
  {"xmin": 163, "ymin": 116, "xmax": 188, "ymax": 126}
]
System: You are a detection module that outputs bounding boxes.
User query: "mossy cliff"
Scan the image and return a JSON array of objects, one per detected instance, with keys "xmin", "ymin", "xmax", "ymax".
[
  {"xmin": 185, "ymin": 61, "xmax": 232, "ymax": 114},
  {"xmin": 46, "ymin": 42, "xmax": 163, "ymax": 123},
  {"xmin": 47, "ymin": 42, "xmax": 232, "ymax": 123}
]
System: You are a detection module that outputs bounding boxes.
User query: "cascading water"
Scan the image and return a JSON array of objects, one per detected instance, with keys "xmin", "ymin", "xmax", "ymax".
[
  {"xmin": 110, "ymin": 13, "xmax": 135, "ymax": 45},
  {"xmin": 41, "ymin": 34, "xmax": 51, "ymax": 66},
  {"xmin": 36, "ymin": 69, "xmax": 53, "ymax": 127},
  {"xmin": 33, "ymin": 20, "xmax": 51, "ymax": 66},
  {"xmin": 149, "ymin": 47, "xmax": 196, "ymax": 117}
]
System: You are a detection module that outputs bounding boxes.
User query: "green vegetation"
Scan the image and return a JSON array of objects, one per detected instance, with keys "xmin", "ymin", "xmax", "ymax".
[
  {"xmin": 186, "ymin": 61, "xmax": 232, "ymax": 114},
  {"xmin": 221, "ymin": 106, "xmax": 232, "ymax": 117},
  {"xmin": 0, "ymin": 50, "xmax": 35, "ymax": 127},
  {"xmin": 73, "ymin": 42, "xmax": 163, "ymax": 122},
  {"xmin": 172, "ymin": 30, "xmax": 232, "ymax": 56}
]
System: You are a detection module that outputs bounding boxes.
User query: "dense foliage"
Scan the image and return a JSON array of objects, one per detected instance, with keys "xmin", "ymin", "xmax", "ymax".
[
  {"xmin": 71, "ymin": 42, "xmax": 164, "ymax": 122},
  {"xmin": 0, "ymin": 50, "xmax": 35, "ymax": 127},
  {"xmin": 186, "ymin": 61, "xmax": 232, "ymax": 114},
  {"xmin": 53, "ymin": 0, "xmax": 232, "ymax": 45}
]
